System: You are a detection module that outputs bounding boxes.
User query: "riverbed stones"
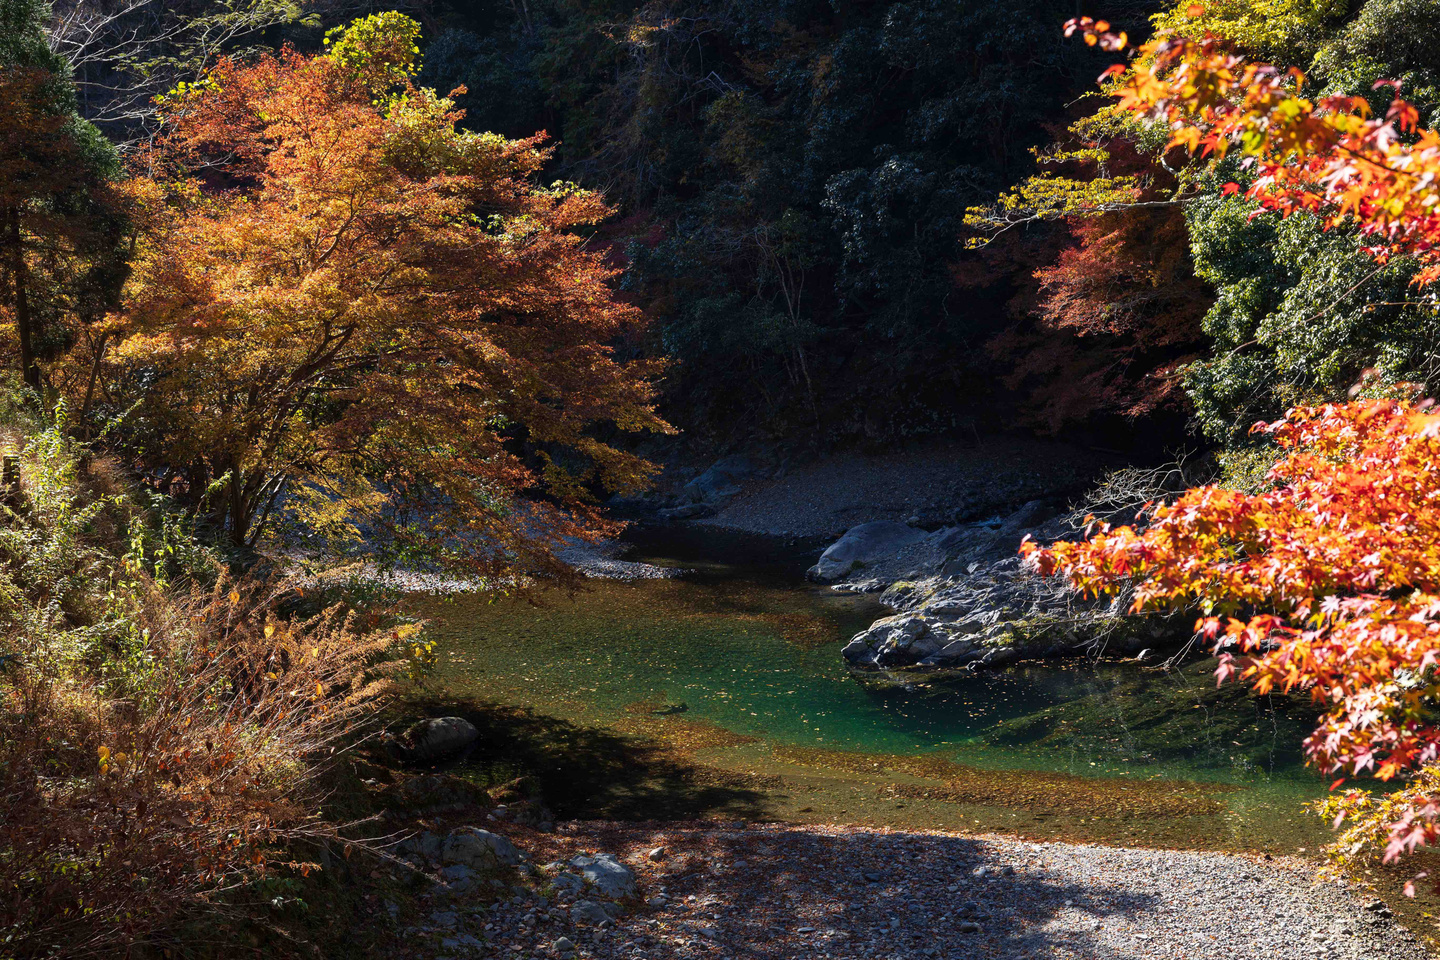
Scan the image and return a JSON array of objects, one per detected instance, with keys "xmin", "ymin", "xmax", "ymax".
[
  {"xmin": 570, "ymin": 899, "xmax": 617, "ymax": 925},
  {"xmin": 387, "ymin": 820, "xmax": 1428, "ymax": 960}
]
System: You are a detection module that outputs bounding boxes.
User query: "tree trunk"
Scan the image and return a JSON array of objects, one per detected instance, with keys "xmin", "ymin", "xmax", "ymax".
[
  {"xmin": 78, "ymin": 331, "xmax": 108, "ymax": 439},
  {"xmin": 4, "ymin": 207, "xmax": 40, "ymax": 392},
  {"xmin": 228, "ymin": 469, "xmax": 250, "ymax": 547}
]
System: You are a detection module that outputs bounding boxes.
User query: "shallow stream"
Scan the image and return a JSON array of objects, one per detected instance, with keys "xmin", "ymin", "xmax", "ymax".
[{"xmin": 416, "ymin": 527, "xmax": 1334, "ymax": 853}]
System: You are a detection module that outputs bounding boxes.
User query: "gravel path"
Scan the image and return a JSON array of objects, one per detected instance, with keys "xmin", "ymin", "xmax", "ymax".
[
  {"xmin": 697, "ymin": 438, "xmax": 1121, "ymax": 539},
  {"xmin": 398, "ymin": 821, "xmax": 1430, "ymax": 960}
]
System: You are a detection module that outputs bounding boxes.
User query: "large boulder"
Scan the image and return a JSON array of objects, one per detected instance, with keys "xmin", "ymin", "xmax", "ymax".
[
  {"xmin": 683, "ymin": 456, "xmax": 756, "ymax": 503},
  {"xmin": 568, "ymin": 853, "xmax": 637, "ymax": 898},
  {"xmin": 394, "ymin": 716, "xmax": 479, "ymax": 764},
  {"xmin": 809, "ymin": 521, "xmax": 928, "ymax": 581},
  {"xmin": 438, "ymin": 864, "xmax": 478, "ymax": 892},
  {"xmin": 442, "ymin": 827, "xmax": 520, "ymax": 870}
]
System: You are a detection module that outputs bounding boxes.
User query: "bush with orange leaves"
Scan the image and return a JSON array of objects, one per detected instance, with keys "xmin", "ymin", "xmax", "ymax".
[
  {"xmin": 1024, "ymin": 398, "xmax": 1440, "ymax": 885},
  {"xmin": 0, "ymin": 396, "xmax": 411, "ymax": 956}
]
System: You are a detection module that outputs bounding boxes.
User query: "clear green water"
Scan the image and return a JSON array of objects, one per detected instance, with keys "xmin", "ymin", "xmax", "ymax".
[{"xmin": 414, "ymin": 527, "xmax": 1334, "ymax": 852}]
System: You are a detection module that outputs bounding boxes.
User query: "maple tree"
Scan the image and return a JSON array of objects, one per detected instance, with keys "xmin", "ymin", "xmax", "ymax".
[
  {"xmin": 110, "ymin": 12, "xmax": 669, "ymax": 576},
  {"xmin": 1020, "ymin": 6, "xmax": 1440, "ymax": 878},
  {"xmin": 1068, "ymin": 9, "xmax": 1440, "ymax": 284},
  {"xmin": 1025, "ymin": 399, "xmax": 1440, "ymax": 872},
  {"xmin": 974, "ymin": 122, "xmax": 1210, "ymax": 434}
]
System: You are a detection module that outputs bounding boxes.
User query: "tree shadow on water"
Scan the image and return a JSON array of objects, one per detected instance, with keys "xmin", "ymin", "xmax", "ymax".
[{"xmin": 397, "ymin": 696, "xmax": 770, "ymax": 821}]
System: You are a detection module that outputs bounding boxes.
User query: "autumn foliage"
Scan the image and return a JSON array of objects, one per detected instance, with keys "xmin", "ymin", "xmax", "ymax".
[
  {"xmin": 1026, "ymin": 399, "xmax": 1440, "ymax": 869},
  {"xmin": 111, "ymin": 13, "xmax": 667, "ymax": 574},
  {"xmin": 1069, "ymin": 9, "xmax": 1440, "ymax": 285}
]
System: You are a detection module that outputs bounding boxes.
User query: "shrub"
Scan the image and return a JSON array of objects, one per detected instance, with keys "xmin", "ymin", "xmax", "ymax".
[{"xmin": 0, "ymin": 393, "xmax": 409, "ymax": 957}]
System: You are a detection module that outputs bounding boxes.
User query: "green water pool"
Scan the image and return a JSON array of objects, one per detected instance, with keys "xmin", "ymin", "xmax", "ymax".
[{"xmin": 412, "ymin": 527, "xmax": 1335, "ymax": 852}]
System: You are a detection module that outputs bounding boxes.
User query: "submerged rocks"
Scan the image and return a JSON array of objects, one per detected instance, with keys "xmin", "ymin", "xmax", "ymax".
[{"xmin": 808, "ymin": 521, "xmax": 928, "ymax": 580}]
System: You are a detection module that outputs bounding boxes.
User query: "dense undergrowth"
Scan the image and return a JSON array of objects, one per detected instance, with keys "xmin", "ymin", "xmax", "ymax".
[{"xmin": 0, "ymin": 390, "xmax": 412, "ymax": 958}]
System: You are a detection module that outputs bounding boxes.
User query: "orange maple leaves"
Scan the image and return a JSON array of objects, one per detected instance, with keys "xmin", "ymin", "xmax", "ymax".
[
  {"xmin": 1069, "ymin": 10, "xmax": 1440, "ymax": 284},
  {"xmin": 1025, "ymin": 399, "xmax": 1440, "ymax": 857},
  {"xmin": 115, "ymin": 15, "xmax": 669, "ymax": 572}
]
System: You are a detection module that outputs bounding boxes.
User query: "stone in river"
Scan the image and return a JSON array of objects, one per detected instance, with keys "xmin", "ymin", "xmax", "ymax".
[
  {"xmin": 393, "ymin": 716, "xmax": 479, "ymax": 763},
  {"xmin": 809, "ymin": 522, "xmax": 927, "ymax": 581}
]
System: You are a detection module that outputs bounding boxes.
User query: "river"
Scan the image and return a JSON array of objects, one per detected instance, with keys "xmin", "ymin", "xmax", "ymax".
[{"xmin": 413, "ymin": 526, "xmax": 1334, "ymax": 854}]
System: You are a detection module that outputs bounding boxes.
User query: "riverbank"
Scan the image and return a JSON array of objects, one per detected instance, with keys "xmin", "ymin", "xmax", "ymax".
[
  {"xmin": 651, "ymin": 436, "xmax": 1124, "ymax": 539},
  {"xmin": 386, "ymin": 817, "xmax": 1429, "ymax": 960}
]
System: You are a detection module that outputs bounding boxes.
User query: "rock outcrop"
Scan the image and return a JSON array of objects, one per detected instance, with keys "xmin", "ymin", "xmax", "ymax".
[
  {"xmin": 819, "ymin": 501, "xmax": 1180, "ymax": 670},
  {"xmin": 442, "ymin": 827, "xmax": 521, "ymax": 869},
  {"xmin": 658, "ymin": 455, "xmax": 765, "ymax": 521}
]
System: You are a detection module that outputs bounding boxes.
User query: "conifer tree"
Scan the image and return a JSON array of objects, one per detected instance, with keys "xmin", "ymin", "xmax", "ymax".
[{"xmin": 0, "ymin": 0, "xmax": 124, "ymax": 393}]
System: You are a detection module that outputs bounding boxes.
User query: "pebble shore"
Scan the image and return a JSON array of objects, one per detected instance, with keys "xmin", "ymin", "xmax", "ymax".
[{"xmin": 392, "ymin": 821, "xmax": 1430, "ymax": 960}]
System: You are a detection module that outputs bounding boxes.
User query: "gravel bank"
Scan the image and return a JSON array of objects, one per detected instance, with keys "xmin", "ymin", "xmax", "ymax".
[
  {"xmin": 696, "ymin": 438, "xmax": 1121, "ymax": 539},
  {"xmin": 398, "ymin": 821, "xmax": 1429, "ymax": 960}
]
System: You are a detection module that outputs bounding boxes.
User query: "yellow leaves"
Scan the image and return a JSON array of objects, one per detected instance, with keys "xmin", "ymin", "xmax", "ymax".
[
  {"xmin": 97, "ymin": 745, "xmax": 130, "ymax": 777},
  {"xmin": 229, "ymin": 590, "xmax": 240, "ymax": 605}
]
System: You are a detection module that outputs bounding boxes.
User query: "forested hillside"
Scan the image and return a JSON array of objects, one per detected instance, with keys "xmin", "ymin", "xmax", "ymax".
[
  {"xmin": 416, "ymin": 0, "xmax": 1169, "ymax": 445},
  {"xmin": 402, "ymin": 0, "xmax": 1440, "ymax": 456},
  {"xmin": 8, "ymin": 0, "xmax": 1440, "ymax": 955}
]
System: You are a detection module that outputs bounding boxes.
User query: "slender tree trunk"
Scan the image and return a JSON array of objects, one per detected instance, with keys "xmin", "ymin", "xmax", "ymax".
[
  {"xmin": 228, "ymin": 469, "xmax": 250, "ymax": 547},
  {"xmin": 79, "ymin": 331, "xmax": 108, "ymax": 439},
  {"xmin": 4, "ymin": 207, "xmax": 40, "ymax": 392}
]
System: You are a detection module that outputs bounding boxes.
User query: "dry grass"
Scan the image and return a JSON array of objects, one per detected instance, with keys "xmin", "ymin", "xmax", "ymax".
[{"xmin": 0, "ymin": 422, "xmax": 408, "ymax": 958}]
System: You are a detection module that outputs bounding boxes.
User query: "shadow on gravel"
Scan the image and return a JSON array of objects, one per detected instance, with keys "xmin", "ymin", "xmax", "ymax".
[
  {"xmin": 395, "ymin": 697, "xmax": 770, "ymax": 821},
  {"xmin": 646, "ymin": 827, "xmax": 1169, "ymax": 960}
]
